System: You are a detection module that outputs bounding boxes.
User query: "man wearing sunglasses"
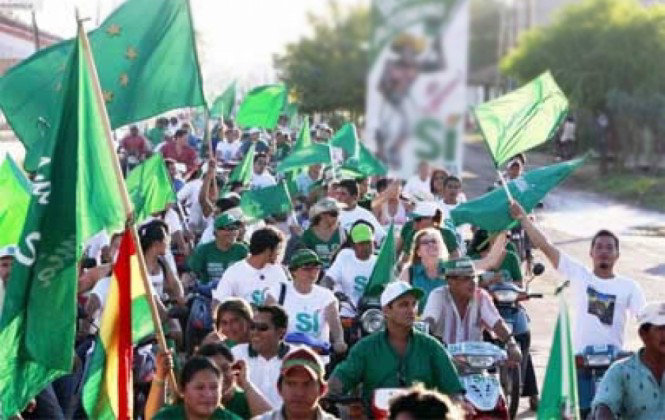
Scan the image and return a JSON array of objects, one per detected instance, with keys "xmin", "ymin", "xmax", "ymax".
[
  {"xmin": 187, "ymin": 213, "xmax": 248, "ymax": 285},
  {"xmin": 232, "ymin": 304, "xmax": 292, "ymax": 408}
]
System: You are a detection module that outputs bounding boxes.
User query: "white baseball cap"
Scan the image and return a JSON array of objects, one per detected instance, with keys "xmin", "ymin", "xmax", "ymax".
[
  {"xmin": 411, "ymin": 201, "xmax": 439, "ymax": 219},
  {"xmin": 380, "ymin": 281, "xmax": 424, "ymax": 307},
  {"xmin": 248, "ymin": 127, "xmax": 261, "ymax": 135},
  {"xmin": 638, "ymin": 302, "xmax": 665, "ymax": 327}
]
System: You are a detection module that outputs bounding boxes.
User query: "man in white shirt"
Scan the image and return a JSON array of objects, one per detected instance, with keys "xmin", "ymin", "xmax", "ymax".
[
  {"xmin": 231, "ymin": 304, "xmax": 293, "ymax": 407},
  {"xmin": 250, "ymin": 153, "xmax": 277, "ymax": 190},
  {"xmin": 336, "ymin": 179, "xmax": 386, "ymax": 243},
  {"xmin": 295, "ymin": 164, "xmax": 322, "ymax": 198},
  {"xmin": 215, "ymin": 126, "xmax": 242, "ymax": 163},
  {"xmin": 212, "ymin": 226, "xmax": 287, "ymax": 310},
  {"xmin": 403, "ymin": 160, "xmax": 431, "ymax": 199},
  {"xmin": 510, "ymin": 202, "xmax": 646, "ymax": 352}
]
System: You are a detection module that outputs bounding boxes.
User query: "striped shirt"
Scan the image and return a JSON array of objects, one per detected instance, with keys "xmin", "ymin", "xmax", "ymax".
[{"xmin": 422, "ymin": 286, "xmax": 501, "ymax": 344}]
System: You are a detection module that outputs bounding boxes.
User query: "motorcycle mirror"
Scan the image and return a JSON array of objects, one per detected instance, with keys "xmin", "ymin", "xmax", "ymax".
[{"xmin": 532, "ymin": 263, "xmax": 545, "ymax": 276}]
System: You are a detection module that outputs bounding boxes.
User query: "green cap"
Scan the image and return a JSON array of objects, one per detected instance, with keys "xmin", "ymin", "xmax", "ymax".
[
  {"xmin": 289, "ymin": 249, "xmax": 322, "ymax": 269},
  {"xmin": 443, "ymin": 257, "xmax": 478, "ymax": 278},
  {"xmin": 214, "ymin": 213, "xmax": 241, "ymax": 229},
  {"xmin": 350, "ymin": 223, "xmax": 373, "ymax": 243}
]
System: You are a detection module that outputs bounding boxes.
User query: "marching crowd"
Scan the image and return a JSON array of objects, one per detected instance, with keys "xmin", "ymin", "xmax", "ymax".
[{"xmin": 2, "ymin": 113, "xmax": 664, "ymax": 420}]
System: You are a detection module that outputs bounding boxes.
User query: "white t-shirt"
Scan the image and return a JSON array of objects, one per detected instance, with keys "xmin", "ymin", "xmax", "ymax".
[
  {"xmin": 84, "ymin": 230, "xmax": 110, "ymax": 264},
  {"xmin": 231, "ymin": 343, "xmax": 287, "ymax": 407},
  {"xmin": 403, "ymin": 175, "xmax": 431, "ymax": 199},
  {"xmin": 250, "ymin": 171, "xmax": 277, "ymax": 190},
  {"xmin": 212, "ymin": 259, "xmax": 288, "ymax": 306},
  {"xmin": 557, "ymin": 253, "xmax": 646, "ymax": 352},
  {"xmin": 282, "ymin": 283, "xmax": 336, "ymax": 342},
  {"xmin": 216, "ymin": 140, "xmax": 242, "ymax": 162},
  {"xmin": 339, "ymin": 205, "xmax": 386, "ymax": 244},
  {"xmin": 177, "ymin": 178, "xmax": 205, "ymax": 233},
  {"xmin": 326, "ymin": 248, "xmax": 377, "ymax": 317}
]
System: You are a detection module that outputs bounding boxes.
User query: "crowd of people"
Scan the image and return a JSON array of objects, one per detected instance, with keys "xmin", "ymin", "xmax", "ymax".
[{"xmin": 2, "ymin": 112, "xmax": 663, "ymax": 420}]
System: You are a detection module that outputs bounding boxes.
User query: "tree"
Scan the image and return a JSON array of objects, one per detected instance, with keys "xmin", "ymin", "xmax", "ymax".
[
  {"xmin": 273, "ymin": 1, "xmax": 369, "ymax": 120},
  {"xmin": 501, "ymin": 0, "xmax": 665, "ymax": 169}
]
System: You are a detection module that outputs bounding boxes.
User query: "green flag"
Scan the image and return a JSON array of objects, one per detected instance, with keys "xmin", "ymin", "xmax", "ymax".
[
  {"xmin": 276, "ymin": 142, "xmax": 332, "ymax": 174},
  {"xmin": 0, "ymin": 0, "xmax": 205, "ymax": 171},
  {"xmin": 240, "ymin": 181, "xmax": 293, "ymax": 221},
  {"xmin": 474, "ymin": 71, "xmax": 568, "ymax": 168},
  {"xmin": 292, "ymin": 118, "xmax": 312, "ymax": 152},
  {"xmin": 340, "ymin": 141, "xmax": 388, "ymax": 177},
  {"xmin": 210, "ymin": 81, "xmax": 237, "ymax": 119},
  {"xmin": 236, "ymin": 84, "xmax": 287, "ymax": 129},
  {"xmin": 283, "ymin": 102, "xmax": 299, "ymax": 130},
  {"xmin": 365, "ymin": 223, "xmax": 396, "ymax": 297},
  {"xmin": 451, "ymin": 157, "xmax": 584, "ymax": 232},
  {"xmin": 330, "ymin": 122, "xmax": 360, "ymax": 158},
  {"xmin": 225, "ymin": 144, "xmax": 256, "ymax": 191},
  {"xmin": 0, "ymin": 155, "xmax": 31, "ymax": 255},
  {"xmin": 538, "ymin": 298, "xmax": 580, "ymax": 420},
  {"xmin": 126, "ymin": 154, "xmax": 176, "ymax": 222},
  {"xmin": 0, "ymin": 28, "xmax": 126, "ymax": 417}
]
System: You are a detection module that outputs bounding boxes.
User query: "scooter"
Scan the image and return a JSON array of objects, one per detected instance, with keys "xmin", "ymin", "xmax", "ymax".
[
  {"xmin": 449, "ymin": 341, "xmax": 510, "ymax": 419},
  {"xmin": 576, "ymin": 344, "xmax": 632, "ymax": 418}
]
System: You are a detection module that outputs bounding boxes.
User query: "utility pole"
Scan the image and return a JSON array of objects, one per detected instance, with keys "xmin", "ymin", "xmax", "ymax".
[{"xmin": 0, "ymin": 1, "xmax": 41, "ymax": 51}]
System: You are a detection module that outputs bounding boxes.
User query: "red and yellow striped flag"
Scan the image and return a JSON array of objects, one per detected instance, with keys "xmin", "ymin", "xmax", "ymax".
[{"xmin": 83, "ymin": 229, "xmax": 155, "ymax": 419}]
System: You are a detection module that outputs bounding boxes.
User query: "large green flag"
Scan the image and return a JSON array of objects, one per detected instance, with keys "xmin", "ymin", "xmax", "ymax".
[
  {"xmin": 450, "ymin": 157, "xmax": 584, "ymax": 232},
  {"xmin": 210, "ymin": 81, "xmax": 237, "ymax": 119},
  {"xmin": 0, "ymin": 28, "xmax": 126, "ymax": 417},
  {"xmin": 236, "ymin": 84, "xmax": 287, "ymax": 129},
  {"xmin": 538, "ymin": 298, "xmax": 580, "ymax": 420},
  {"xmin": 340, "ymin": 141, "xmax": 388, "ymax": 177},
  {"xmin": 330, "ymin": 122, "xmax": 360, "ymax": 158},
  {"xmin": 474, "ymin": 71, "xmax": 568, "ymax": 168},
  {"xmin": 240, "ymin": 181, "xmax": 293, "ymax": 221},
  {"xmin": 276, "ymin": 142, "xmax": 332, "ymax": 174},
  {"xmin": 0, "ymin": 155, "xmax": 31, "ymax": 256},
  {"xmin": 126, "ymin": 154, "xmax": 176, "ymax": 222},
  {"xmin": 365, "ymin": 223, "xmax": 396, "ymax": 297},
  {"xmin": 225, "ymin": 144, "xmax": 255, "ymax": 191},
  {"xmin": 0, "ymin": 0, "xmax": 205, "ymax": 171}
]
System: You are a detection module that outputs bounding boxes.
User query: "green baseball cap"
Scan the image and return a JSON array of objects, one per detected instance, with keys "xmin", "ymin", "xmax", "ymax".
[
  {"xmin": 214, "ymin": 213, "xmax": 241, "ymax": 229},
  {"xmin": 289, "ymin": 249, "xmax": 322, "ymax": 269},
  {"xmin": 443, "ymin": 257, "xmax": 478, "ymax": 278},
  {"xmin": 350, "ymin": 223, "xmax": 373, "ymax": 243}
]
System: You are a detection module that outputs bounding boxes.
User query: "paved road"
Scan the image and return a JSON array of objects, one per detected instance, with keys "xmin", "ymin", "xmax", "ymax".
[{"xmin": 462, "ymin": 141, "xmax": 665, "ymax": 418}]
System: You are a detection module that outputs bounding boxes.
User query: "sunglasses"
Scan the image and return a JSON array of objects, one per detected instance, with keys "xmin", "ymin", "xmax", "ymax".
[{"xmin": 250, "ymin": 322, "xmax": 271, "ymax": 332}]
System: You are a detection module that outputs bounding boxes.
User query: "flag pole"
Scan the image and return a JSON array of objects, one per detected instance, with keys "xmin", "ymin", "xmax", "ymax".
[
  {"xmin": 496, "ymin": 168, "xmax": 515, "ymax": 202},
  {"xmin": 76, "ymin": 14, "xmax": 178, "ymax": 390}
]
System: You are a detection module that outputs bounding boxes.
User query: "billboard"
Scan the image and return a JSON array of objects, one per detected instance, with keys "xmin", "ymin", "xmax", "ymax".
[{"xmin": 365, "ymin": 0, "xmax": 469, "ymax": 177}]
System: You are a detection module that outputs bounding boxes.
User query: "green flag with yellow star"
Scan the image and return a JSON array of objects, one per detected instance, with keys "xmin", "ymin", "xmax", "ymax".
[{"xmin": 0, "ymin": 0, "xmax": 205, "ymax": 171}]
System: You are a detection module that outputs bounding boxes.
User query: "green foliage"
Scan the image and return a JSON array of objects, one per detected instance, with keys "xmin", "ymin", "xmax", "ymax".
[{"xmin": 273, "ymin": 1, "xmax": 370, "ymax": 117}]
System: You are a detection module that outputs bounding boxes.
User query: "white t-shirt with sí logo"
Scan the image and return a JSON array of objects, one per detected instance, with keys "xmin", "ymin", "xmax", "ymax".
[
  {"xmin": 326, "ymin": 248, "xmax": 377, "ymax": 317},
  {"xmin": 557, "ymin": 253, "xmax": 646, "ymax": 352},
  {"xmin": 281, "ymin": 283, "xmax": 336, "ymax": 342},
  {"xmin": 212, "ymin": 259, "xmax": 287, "ymax": 306}
]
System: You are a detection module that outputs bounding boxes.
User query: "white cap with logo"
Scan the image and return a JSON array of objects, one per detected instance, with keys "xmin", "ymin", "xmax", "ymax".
[
  {"xmin": 637, "ymin": 302, "xmax": 665, "ymax": 327},
  {"xmin": 380, "ymin": 281, "xmax": 424, "ymax": 307}
]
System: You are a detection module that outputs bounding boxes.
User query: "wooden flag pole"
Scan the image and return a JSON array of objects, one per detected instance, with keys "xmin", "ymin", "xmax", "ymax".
[
  {"xmin": 496, "ymin": 168, "xmax": 515, "ymax": 203},
  {"xmin": 76, "ymin": 15, "xmax": 178, "ymax": 391}
]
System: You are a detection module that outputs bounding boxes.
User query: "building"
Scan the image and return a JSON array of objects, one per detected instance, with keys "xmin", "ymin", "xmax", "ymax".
[{"xmin": 0, "ymin": 13, "xmax": 60, "ymax": 75}]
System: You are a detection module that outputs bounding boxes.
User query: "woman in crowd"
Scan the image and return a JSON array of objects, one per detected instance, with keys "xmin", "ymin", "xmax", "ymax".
[
  {"xmin": 372, "ymin": 178, "xmax": 408, "ymax": 227},
  {"xmin": 429, "ymin": 168, "xmax": 449, "ymax": 202},
  {"xmin": 300, "ymin": 197, "xmax": 346, "ymax": 270}
]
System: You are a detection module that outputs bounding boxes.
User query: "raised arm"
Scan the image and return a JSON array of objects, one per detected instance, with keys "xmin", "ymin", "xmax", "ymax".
[
  {"xmin": 509, "ymin": 201, "xmax": 560, "ymax": 268},
  {"xmin": 474, "ymin": 233, "xmax": 507, "ymax": 271}
]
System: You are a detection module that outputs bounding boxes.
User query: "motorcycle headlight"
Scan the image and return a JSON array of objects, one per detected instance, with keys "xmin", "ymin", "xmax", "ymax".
[
  {"xmin": 360, "ymin": 308, "xmax": 384, "ymax": 334},
  {"xmin": 492, "ymin": 290, "xmax": 519, "ymax": 303},
  {"xmin": 585, "ymin": 354, "xmax": 612, "ymax": 367},
  {"xmin": 465, "ymin": 355, "xmax": 496, "ymax": 369}
]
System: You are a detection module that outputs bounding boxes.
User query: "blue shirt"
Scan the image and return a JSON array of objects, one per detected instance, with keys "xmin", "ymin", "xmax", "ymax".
[
  {"xmin": 592, "ymin": 349, "xmax": 665, "ymax": 419},
  {"xmin": 408, "ymin": 260, "xmax": 447, "ymax": 313}
]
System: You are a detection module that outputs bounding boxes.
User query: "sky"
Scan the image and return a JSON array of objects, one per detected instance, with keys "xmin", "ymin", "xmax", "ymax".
[{"xmin": 12, "ymin": 0, "xmax": 367, "ymax": 97}]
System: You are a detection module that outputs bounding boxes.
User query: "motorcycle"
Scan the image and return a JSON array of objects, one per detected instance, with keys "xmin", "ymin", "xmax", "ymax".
[
  {"xmin": 336, "ymin": 293, "xmax": 385, "ymax": 348},
  {"xmin": 449, "ymin": 341, "xmax": 510, "ymax": 419},
  {"xmin": 483, "ymin": 262, "xmax": 545, "ymax": 418},
  {"xmin": 576, "ymin": 344, "xmax": 632, "ymax": 418}
]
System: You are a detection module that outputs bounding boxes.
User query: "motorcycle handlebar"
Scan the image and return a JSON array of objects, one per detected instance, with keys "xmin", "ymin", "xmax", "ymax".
[{"xmin": 528, "ymin": 293, "xmax": 544, "ymax": 299}]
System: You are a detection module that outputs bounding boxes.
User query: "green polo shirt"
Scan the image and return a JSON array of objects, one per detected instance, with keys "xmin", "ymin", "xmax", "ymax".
[
  {"xmin": 469, "ymin": 250, "xmax": 523, "ymax": 283},
  {"xmin": 331, "ymin": 328, "xmax": 464, "ymax": 404},
  {"xmin": 187, "ymin": 242, "xmax": 248, "ymax": 284},
  {"xmin": 153, "ymin": 403, "xmax": 242, "ymax": 420},
  {"xmin": 400, "ymin": 220, "xmax": 459, "ymax": 256}
]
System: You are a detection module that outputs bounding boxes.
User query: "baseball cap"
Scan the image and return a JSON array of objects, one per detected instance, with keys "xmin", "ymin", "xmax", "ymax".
[
  {"xmin": 0, "ymin": 246, "xmax": 16, "ymax": 259},
  {"xmin": 350, "ymin": 223, "xmax": 373, "ymax": 243},
  {"xmin": 637, "ymin": 302, "xmax": 665, "ymax": 327},
  {"xmin": 380, "ymin": 281, "xmax": 424, "ymax": 307},
  {"xmin": 248, "ymin": 127, "xmax": 261, "ymax": 135},
  {"xmin": 214, "ymin": 213, "xmax": 241, "ymax": 229},
  {"xmin": 443, "ymin": 257, "xmax": 478, "ymax": 278},
  {"xmin": 308, "ymin": 197, "xmax": 347, "ymax": 219},
  {"xmin": 289, "ymin": 249, "xmax": 322, "ymax": 270},
  {"xmin": 280, "ymin": 347, "xmax": 325, "ymax": 383},
  {"xmin": 410, "ymin": 201, "xmax": 439, "ymax": 219}
]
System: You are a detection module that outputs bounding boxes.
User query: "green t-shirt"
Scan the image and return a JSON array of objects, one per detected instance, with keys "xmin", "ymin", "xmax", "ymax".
[
  {"xmin": 469, "ymin": 250, "xmax": 523, "ymax": 283},
  {"xmin": 225, "ymin": 388, "xmax": 251, "ymax": 419},
  {"xmin": 153, "ymin": 403, "xmax": 242, "ymax": 420},
  {"xmin": 301, "ymin": 227, "xmax": 342, "ymax": 269},
  {"xmin": 146, "ymin": 126, "xmax": 166, "ymax": 146},
  {"xmin": 400, "ymin": 220, "xmax": 459, "ymax": 257},
  {"xmin": 187, "ymin": 242, "xmax": 249, "ymax": 284},
  {"xmin": 331, "ymin": 329, "xmax": 464, "ymax": 404}
]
